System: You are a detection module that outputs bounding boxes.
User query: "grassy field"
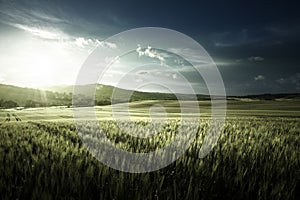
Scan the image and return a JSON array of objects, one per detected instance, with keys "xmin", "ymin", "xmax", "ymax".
[
  {"xmin": 0, "ymin": 99, "xmax": 299, "ymax": 199},
  {"xmin": 1, "ymin": 99, "xmax": 300, "ymax": 121}
]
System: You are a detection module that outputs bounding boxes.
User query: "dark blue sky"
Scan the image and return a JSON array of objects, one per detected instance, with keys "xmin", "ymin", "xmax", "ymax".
[{"xmin": 0, "ymin": 0, "xmax": 299, "ymax": 95}]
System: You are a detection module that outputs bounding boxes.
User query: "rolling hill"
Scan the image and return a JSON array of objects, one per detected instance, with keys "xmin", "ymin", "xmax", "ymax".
[
  {"xmin": 0, "ymin": 84, "xmax": 72, "ymax": 108},
  {"xmin": 1, "ymin": 83, "xmax": 299, "ymax": 108},
  {"xmin": 0, "ymin": 84, "xmax": 205, "ymax": 108}
]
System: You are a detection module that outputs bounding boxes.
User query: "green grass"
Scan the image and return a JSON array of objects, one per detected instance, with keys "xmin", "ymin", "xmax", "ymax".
[
  {"xmin": 0, "ymin": 99, "xmax": 299, "ymax": 199},
  {"xmin": 1, "ymin": 99, "xmax": 300, "ymax": 121}
]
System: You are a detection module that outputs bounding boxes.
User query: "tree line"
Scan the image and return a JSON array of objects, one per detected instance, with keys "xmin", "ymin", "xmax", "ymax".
[{"xmin": 0, "ymin": 99, "xmax": 19, "ymax": 108}]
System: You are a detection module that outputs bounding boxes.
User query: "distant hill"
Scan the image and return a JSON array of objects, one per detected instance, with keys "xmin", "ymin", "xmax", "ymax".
[
  {"xmin": 41, "ymin": 85, "xmax": 75, "ymax": 94},
  {"xmin": 1, "ymin": 83, "xmax": 299, "ymax": 108},
  {"xmin": 234, "ymin": 93, "xmax": 300, "ymax": 100},
  {"xmin": 42, "ymin": 84, "xmax": 210, "ymax": 104},
  {"xmin": 0, "ymin": 84, "xmax": 72, "ymax": 108},
  {"xmin": 0, "ymin": 84, "xmax": 206, "ymax": 108}
]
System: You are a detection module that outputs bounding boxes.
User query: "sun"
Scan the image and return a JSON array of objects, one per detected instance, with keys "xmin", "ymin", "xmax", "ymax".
[{"xmin": 19, "ymin": 51, "xmax": 56, "ymax": 87}]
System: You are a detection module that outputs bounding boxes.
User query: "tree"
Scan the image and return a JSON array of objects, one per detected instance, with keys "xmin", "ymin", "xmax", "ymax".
[
  {"xmin": 24, "ymin": 100, "xmax": 36, "ymax": 108},
  {"xmin": 96, "ymin": 99, "xmax": 111, "ymax": 106},
  {"xmin": 2, "ymin": 100, "xmax": 19, "ymax": 108}
]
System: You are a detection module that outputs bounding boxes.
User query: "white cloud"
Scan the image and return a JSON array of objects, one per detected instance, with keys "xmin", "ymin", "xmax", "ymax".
[
  {"xmin": 0, "ymin": 3, "xmax": 67, "ymax": 25},
  {"xmin": 11, "ymin": 24, "xmax": 117, "ymax": 51},
  {"xmin": 96, "ymin": 39, "xmax": 117, "ymax": 49},
  {"xmin": 11, "ymin": 22, "xmax": 118, "ymax": 55},
  {"xmin": 12, "ymin": 24, "xmax": 65, "ymax": 40},
  {"xmin": 136, "ymin": 45, "xmax": 165, "ymax": 61},
  {"xmin": 167, "ymin": 48, "xmax": 214, "ymax": 66},
  {"xmin": 75, "ymin": 37, "xmax": 89, "ymax": 47},
  {"xmin": 248, "ymin": 56, "xmax": 264, "ymax": 62},
  {"xmin": 75, "ymin": 37, "xmax": 117, "ymax": 50},
  {"xmin": 168, "ymin": 48, "xmax": 236, "ymax": 70},
  {"xmin": 28, "ymin": 10, "xmax": 66, "ymax": 23},
  {"xmin": 214, "ymin": 61, "xmax": 233, "ymax": 67},
  {"xmin": 254, "ymin": 75, "xmax": 265, "ymax": 81}
]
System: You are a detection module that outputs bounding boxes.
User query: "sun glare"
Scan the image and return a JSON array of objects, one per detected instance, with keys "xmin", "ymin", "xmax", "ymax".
[{"xmin": 18, "ymin": 51, "xmax": 56, "ymax": 87}]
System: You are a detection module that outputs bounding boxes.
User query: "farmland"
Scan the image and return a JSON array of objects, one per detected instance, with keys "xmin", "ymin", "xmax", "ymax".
[{"xmin": 0, "ymin": 99, "xmax": 299, "ymax": 199}]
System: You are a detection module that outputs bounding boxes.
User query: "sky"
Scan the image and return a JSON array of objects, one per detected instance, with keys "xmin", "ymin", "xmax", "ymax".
[{"xmin": 0, "ymin": 0, "xmax": 299, "ymax": 95}]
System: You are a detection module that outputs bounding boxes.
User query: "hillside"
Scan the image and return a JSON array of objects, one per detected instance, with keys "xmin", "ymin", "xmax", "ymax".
[
  {"xmin": 0, "ymin": 84, "xmax": 196, "ymax": 108},
  {"xmin": 0, "ymin": 84, "xmax": 71, "ymax": 108},
  {"xmin": 1, "ymin": 83, "xmax": 299, "ymax": 108},
  {"xmin": 42, "ymin": 84, "xmax": 210, "ymax": 105}
]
